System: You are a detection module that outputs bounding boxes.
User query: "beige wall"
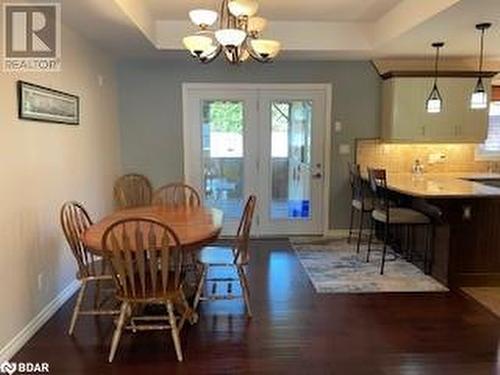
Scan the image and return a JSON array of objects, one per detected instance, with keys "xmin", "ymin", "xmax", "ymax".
[
  {"xmin": 0, "ymin": 25, "xmax": 121, "ymax": 352},
  {"xmin": 356, "ymin": 139, "xmax": 493, "ymax": 174}
]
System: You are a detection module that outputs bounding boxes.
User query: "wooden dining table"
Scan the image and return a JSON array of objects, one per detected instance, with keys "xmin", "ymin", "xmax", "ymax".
[
  {"xmin": 82, "ymin": 205, "xmax": 223, "ymax": 322},
  {"xmin": 83, "ymin": 205, "xmax": 224, "ymax": 252}
]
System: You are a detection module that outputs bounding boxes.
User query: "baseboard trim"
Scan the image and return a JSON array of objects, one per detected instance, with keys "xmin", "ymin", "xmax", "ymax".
[
  {"xmin": 0, "ymin": 279, "xmax": 79, "ymax": 363},
  {"xmin": 324, "ymin": 229, "xmax": 351, "ymax": 238}
]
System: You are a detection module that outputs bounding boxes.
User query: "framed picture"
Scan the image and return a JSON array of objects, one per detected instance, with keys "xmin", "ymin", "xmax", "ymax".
[{"xmin": 17, "ymin": 81, "xmax": 80, "ymax": 125}]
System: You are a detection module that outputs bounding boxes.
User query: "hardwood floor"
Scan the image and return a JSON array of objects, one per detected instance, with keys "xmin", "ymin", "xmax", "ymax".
[
  {"xmin": 463, "ymin": 287, "xmax": 500, "ymax": 317},
  {"xmin": 12, "ymin": 239, "xmax": 500, "ymax": 374}
]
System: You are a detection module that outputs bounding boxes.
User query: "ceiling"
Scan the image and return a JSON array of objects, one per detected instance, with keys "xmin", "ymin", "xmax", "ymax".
[
  {"xmin": 378, "ymin": 0, "xmax": 500, "ymax": 57},
  {"xmin": 143, "ymin": 0, "xmax": 403, "ymax": 22},
  {"xmin": 61, "ymin": 0, "xmax": 500, "ymax": 66}
]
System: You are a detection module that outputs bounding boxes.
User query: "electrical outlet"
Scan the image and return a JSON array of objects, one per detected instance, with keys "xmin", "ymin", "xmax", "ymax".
[
  {"xmin": 37, "ymin": 273, "xmax": 44, "ymax": 291},
  {"xmin": 339, "ymin": 144, "xmax": 351, "ymax": 155}
]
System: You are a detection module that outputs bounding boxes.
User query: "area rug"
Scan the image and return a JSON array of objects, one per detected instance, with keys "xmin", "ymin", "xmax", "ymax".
[{"xmin": 291, "ymin": 237, "xmax": 448, "ymax": 293}]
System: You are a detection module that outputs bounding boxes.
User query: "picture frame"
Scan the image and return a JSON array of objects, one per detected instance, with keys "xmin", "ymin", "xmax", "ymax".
[{"xmin": 17, "ymin": 81, "xmax": 80, "ymax": 125}]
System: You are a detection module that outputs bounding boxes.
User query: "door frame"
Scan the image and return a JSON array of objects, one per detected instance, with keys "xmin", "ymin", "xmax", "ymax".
[{"xmin": 182, "ymin": 83, "xmax": 332, "ymax": 236}]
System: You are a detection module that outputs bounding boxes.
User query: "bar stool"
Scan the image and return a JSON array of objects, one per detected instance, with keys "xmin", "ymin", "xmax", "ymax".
[
  {"xmin": 347, "ymin": 163, "xmax": 373, "ymax": 253},
  {"xmin": 366, "ymin": 168, "xmax": 433, "ymax": 275}
]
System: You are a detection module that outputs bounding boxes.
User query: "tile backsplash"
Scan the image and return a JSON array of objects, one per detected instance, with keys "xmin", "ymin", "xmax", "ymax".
[{"xmin": 356, "ymin": 139, "xmax": 493, "ymax": 173}]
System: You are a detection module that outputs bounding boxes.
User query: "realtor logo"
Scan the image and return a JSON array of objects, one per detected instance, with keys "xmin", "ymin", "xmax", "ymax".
[{"xmin": 3, "ymin": 3, "xmax": 61, "ymax": 71}]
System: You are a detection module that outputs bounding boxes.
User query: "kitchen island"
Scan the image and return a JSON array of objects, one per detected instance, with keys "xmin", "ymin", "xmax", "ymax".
[{"xmin": 366, "ymin": 172, "xmax": 500, "ymax": 288}]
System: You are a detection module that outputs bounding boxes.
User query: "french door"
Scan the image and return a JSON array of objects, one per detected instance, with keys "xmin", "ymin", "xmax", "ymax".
[{"xmin": 183, "ymin": 84, "xmax": 330, "ymax": 236}]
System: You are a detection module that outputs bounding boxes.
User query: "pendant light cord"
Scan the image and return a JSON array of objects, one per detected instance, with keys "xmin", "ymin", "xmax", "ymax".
[
  {"xmin": 433, "ymin": 45, "xmax": 441, "ymax": 86},
  {"xmin": 479, "ymin": 28, "xmax": 485, "ymax": 73}
]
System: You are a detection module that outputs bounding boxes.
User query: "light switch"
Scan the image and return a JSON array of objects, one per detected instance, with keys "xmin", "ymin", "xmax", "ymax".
[
  {"xmin": 339, "ymin": 144, "xmax": 351, "ymax": 155},
  {"xmin": 334, "ymin": 121, "xmax": 342, "ymax": 132}
]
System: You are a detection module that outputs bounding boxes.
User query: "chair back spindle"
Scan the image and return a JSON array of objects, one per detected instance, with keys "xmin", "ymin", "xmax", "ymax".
[
  {"xmin": 60, "ymin": 202, "xmax": 96, "ymax": 278},
  {"xmin": 153, "ymin": 183, "xmax": 201, "ymax": 207},
  {"xmin": 102, "ymin": 218, "xmax": 182, "ymax": 301},
  {"xmin": 114, "ymin": 174, "xmax": 153, "ymax": 209}
]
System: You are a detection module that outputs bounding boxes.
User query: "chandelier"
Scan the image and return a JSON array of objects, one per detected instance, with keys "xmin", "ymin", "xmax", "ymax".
[{"xmin": 182, "ymin": 0, "xmax": 281, "ymax": 64}]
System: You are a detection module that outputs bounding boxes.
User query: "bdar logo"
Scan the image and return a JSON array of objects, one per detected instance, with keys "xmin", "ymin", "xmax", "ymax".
[{"xmin": 0, "ymin": 361, "xmax": 17, "ymax": 375}]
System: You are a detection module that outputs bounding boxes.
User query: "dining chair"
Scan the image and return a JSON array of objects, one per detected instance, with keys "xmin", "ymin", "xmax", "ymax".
[
  {"xmin": 103, "ymin": 218, "xmax": 191, "ymax": 363},
  {"xmin": 347, "ymin": 162, "xmax": 373, "ymax": 253},
  {"xmin": 60, "ymin": 201, "xmax": 118, "ymax": 335},
  {"xmin": 366, "ymin": 168, "xmax": 433, "ymax": 275},
  {"xmin": 153, "ymin": 183, "xmax": 201, "ymax": 207},
  {"xmin": 193, "ymin": 195, "xmax": 256, "ymax": 318},
  {"xmin": 113, "ymin": 174, "xmax": 153, "ymax": 209}
]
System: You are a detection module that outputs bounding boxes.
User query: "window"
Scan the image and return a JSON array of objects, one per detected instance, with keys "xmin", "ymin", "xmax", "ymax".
[{"xmin": 477, "ymin": 85, "xmax": 500, "ymax": 159}]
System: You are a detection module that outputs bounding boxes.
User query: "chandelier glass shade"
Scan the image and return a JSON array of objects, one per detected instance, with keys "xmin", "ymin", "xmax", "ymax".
[
  {"xmin": 183, "ymin": 0, "xmax": 281, "ymax": 64},
  {"xmin": 470, "ymin": 78, "xmax": 488, "ymax": 109}
]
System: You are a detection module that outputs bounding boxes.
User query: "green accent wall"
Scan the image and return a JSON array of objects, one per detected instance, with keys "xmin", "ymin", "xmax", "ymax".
[{"xmin": 117, "ymin": 59, "xmax": 381, "ymax": 229}]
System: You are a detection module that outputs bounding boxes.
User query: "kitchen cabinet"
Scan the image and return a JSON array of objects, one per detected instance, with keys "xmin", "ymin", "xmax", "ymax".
[{"xmin": 381, "ymin": 76, "xmax": 491, "ymax": 143}]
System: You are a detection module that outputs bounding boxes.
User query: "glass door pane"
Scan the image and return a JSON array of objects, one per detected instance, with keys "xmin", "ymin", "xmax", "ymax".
[
  {"xmin": 271, "ymin": 100, "xmax": 313, "ymax": 220},
  {"xmin": 258, "ymin": 89, "xmax": 326, "ymax": 236},
  {"xmin": 183, "ymin": 84, "xmax": 327, "ymax": 236},
  {"xmin": 202, "ymin": 100, "xmax": 245, "ymax": 219}
]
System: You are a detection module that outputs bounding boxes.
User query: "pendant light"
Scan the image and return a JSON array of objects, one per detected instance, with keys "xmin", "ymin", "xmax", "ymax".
[
  {"xmin": 470, "ymin": 22, "xmax": 492, "ymax": 110},
  {"xmin": 426, "ymin": 42, "xmax": 445, "ymax": 114}
]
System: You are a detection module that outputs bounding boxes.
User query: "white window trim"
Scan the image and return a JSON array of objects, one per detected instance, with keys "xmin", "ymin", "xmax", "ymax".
[
  {"xmin": 475, "ymin": 148, "xmax": 500, "ymax": 161},
  {"xmin": 476, "ymin": 101, "xmax": 500, "ymax": 160}
]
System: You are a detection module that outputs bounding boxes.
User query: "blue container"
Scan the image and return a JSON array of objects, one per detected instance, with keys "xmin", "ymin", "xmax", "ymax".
[{"xmin": 288, "ymin": 200, "xmax": 310, "ymax": 218}]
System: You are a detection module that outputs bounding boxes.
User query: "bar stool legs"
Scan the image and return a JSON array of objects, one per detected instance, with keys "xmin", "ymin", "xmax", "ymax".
[
  {"xmin": 367, "ymin": 221, "xmax": 434, "ymax": 275},
  {"xmin": 348, "ymin": 205, "xmax": 355, "ymax": 244},
  {"xmin": 356, "ymin": 210, "xmax": 365, "ymax": 254},
  {"xmin": 380, "ymin": 222, "xmax": 390, "ymax": 275},
  {"xmin": 366, "ymin": 219, "xmax": 374, "ymax": 262}
]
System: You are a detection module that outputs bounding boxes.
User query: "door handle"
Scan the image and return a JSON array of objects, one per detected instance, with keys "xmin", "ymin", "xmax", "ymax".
[{"xmin": 311, "ymin": 163, "xmax": 323, "ymax": 179}]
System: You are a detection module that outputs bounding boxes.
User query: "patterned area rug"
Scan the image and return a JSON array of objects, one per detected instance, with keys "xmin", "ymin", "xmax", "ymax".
[{"xmin": 291, "ymin": 237, "xmax": 448, "ymax": 293}]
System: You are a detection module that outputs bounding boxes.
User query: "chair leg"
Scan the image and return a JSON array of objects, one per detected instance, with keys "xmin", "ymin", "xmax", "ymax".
[
  {"xmin": 167, "ymin": 301, "xmax": 183, "ymax": 362},
  {"xmin": 108, "ymin": 302, "xmax": 128, "ymax": 363},
  {"xmin": 380, "ymin": 223, "xmax": 390, "ymax": 275},
  {"xmin": 178, "ymin": 289, "xmax": 194, "ymax": 331},
  {"xmin": 356, "ymin": 210, "xmax": 365, "ymax": 254},
  {"xmin": 348, "ymin": 206, "xmax": 355, "ymax": 243},
  {"xmin": 68, "ymin": 280, "xmax": 87, "ymax": 335},
  {"xmin": 366, "ymin": 219, "xmax": 374, "ymax": 262},
  {"xmin": 237, "ymin": 265, "xmax": 252, "ymax": 318},
  {"xmin": 192, "ymin": 264, "xmax": 208, "ymax": 312},
  {"xmin": 190, "ymin": 251, "xmax": 202, "ymax": 282}
]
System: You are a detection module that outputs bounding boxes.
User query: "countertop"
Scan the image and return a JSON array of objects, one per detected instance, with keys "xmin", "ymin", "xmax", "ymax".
[{"xmin": 364, "ymin": 172, "xmax": 500, "ymax": 199}]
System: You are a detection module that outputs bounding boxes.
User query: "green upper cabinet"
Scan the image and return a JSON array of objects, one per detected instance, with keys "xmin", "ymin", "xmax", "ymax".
[{"xmin": 381, "ymin": 76, "xmax": 491, "ymax": 143}]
